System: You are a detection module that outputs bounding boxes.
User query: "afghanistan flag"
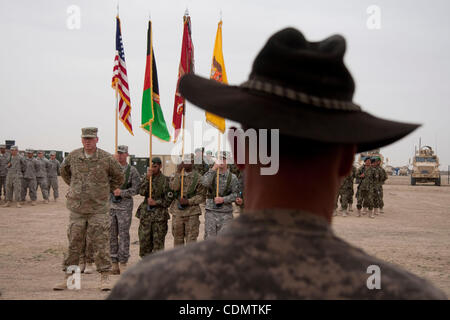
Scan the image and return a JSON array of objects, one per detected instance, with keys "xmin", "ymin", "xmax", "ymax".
[
  {"xmin": 172, "ymin": 14, "xmax": 194, "ymax": 142},
  {"xmin": 141, "ymin": 20, "xmax": 170, "ymax": 141},
  {"xmin": 206, "ymin": 20, "xmax": 227, "ymax": 133}
]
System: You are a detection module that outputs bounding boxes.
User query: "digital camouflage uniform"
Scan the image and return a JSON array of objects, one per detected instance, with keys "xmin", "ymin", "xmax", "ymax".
[
  {"xmin": 35, "ymin": 156, "xmax": 50, "ymax": 200},
  {"xmin": 60, "ymin": 147, "xmax": 124, "ymax": 273},
  {"xmin": 193, "ymin": 156, "xmax": 210, "ymax": 175},
  {"xmin": 110, "ymin": 163, "xmax": 140, "ymax": 264},
  {"xmin": 201, "ymin": 169, "xmax": 239, "ymax": 239},
  {"xmin": 373, "ymin": 166, "xmax": 387, "ymax": 209},
  {"xmin": 335, "ymin": 166, "xmax": 356, "ymax": 210},
  {"xmin": 136, "ymin": 173, "xmax": 172, "ymax": 257},
  {"xmin": 108, "ymin": 209, "xmax": 447, "ymax": 299},
  {"xmin": 356, "ymin": 165, "xmax": 375, "ymax": 210},
  {"xmin": 21, "ymin": 156, "xmax": 39, "ymax": 201},
  {"xmin": 5, "ymin": 153, "xmax": 26, "ymax": 202},
  {"xmin": 0, "ymin": 151, "xmax": 8, "ymax": 199},
  {"xmin": 169, "ymin": 170, "xmax": 206, "ymax": 246},
  {"xmin": 47, "ymin": 158, "xmax": 61, "ymax": 199}
]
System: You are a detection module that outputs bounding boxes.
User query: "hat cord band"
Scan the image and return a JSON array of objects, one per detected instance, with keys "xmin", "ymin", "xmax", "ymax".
[{"xmin": 240, "ymin": 79, "xmax": 361, "ymax": 111}]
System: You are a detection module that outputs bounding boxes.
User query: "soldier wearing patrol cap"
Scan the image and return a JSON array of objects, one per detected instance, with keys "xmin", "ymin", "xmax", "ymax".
[
  {"xmin": 3, "ymin": 146, "xmax": 26, "ymax": 208},
  {"xmin": 21, "ymin": 149, "xmax": 39, "ymax": 205},
  {"xmin": 201, "ymin": 151, "xmax": 239, "ymax": 239},
  {"xmin": 110, "ymin": 28, "xmax": 446, "ymax": 299},
  {"xmin": 168, "ymin": 153, "xmax": 206, "ymax": 247},
  {"xmin": 47, "ymin": 151, "xmax": 61, "ymax": 201},
  {"xmin": 54, "ymin": 127, "xmax": 124, "ymax": 291},
  {"xmin": 35, "ymin": 150, "xmax": 50, "ymax": 204},
  {"xmin": 109, "ymin": 145, "xmax": 141, "ymax": 275},
  {"xmin": 0, "ymin": 144, "xmax": 8, "ymax": 203},
  {"xmin": 135, "ymin": 157, "xmax": 172, "ymax": 258}
]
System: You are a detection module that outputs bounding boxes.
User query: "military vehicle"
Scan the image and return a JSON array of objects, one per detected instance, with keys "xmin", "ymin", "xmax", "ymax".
[
  {"xmin": 411, "ymin": 146, "xmax": 440, "ymax": 186},
  {"xmin": 357, "ymin": 149, "xmax": 384, "ymax": 167},
  {"xmin": 398, "ymin": 166, "xmax": 409, "ymax": 176},
  {"xmin": 385, "ymin": 165, "xmax": 394, "ymax": 176}
]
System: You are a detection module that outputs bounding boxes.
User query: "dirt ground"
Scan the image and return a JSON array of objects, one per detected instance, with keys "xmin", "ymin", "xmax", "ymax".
[{"xmin": 0, "ymin": 175, "xmax": 449, "ymax": 300}]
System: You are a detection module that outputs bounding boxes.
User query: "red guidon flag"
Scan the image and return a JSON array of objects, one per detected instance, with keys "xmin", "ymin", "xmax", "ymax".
[
  {"xmin": 112, "ymin": 16, "xmax": 133, "ymax": 135},
  {"xmin": 172, "ymin": 13, "xmax": 194, "ymax": 142}
]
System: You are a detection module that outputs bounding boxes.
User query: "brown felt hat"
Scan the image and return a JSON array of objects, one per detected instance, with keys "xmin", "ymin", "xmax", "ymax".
[{"xmin": 179, "ymin": 28, "xmax": 420, "ymax": 152}]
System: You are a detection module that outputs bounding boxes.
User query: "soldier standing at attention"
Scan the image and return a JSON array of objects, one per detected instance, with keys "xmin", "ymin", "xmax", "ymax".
[
  {"xmin": 109, "ymin": 145, "xmax": 140, "ymax": 275},
  {"xmin": 53, "ymin": 127, "xmax": 124, "ymax": 291},
  {"xmin": 373, "ymin": 156, "xmax": 387, "ymax": 214},
  {"xmin": 35, "ymin": 150, "xmax": 50, "ymax": 204},
  {"xmin": 109, "ymin": 28, "xmax": 446, "ymax": 299},
  {"xmin": 0, "ymin": 144, "xmax": 8, "ymax": 204},
  {"xmin": 169, "ymin": 154, "xmax": 206, "ymax": 247},
  {"xmin": 136, "ymin": 157, "xmax": 172, "ymax": 257},
  {"xmin": 334, "ymin": 166, "xmax": 356, "ymax": 217},
  {"xmin": 201, "ymin": 152, "xmax": 239, "ymax": 239},
  {"xmin": 21, "ymin": 149, "xmax": 39, "ymax": 206},
  {"xmin": 193, "ymin": 147, "xmax": 209, "ymax": 175},
  {"xmin": 3, "ymin": 146, "xmax": 26, "ymax": 208},
  {"xmin": 356, "ymin": 157, "xmax": 371, "ymax": 216},
  {"xmin": 47, "ymin": 151, "xmax": 61, "ymax": 201},
  {"xmin": 205, "ymin": 150, "xmax": 215, "ymax": 167}
]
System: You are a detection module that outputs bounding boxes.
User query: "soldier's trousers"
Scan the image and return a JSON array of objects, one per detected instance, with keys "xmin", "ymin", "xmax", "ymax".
[
  {"xmin": 36, "ymin": 177, "xmax": 49, "ymax": 200},
  {"xmin": 21, "ymin": 178, "xmax": 37, "ymax": 201},
  {"xmin": 47, "ymin": 176, "xmax": 59, "ymax": 199},
  {"xmin": 138, "ymin": 217, "xmax": 168, "ymax": 257},
  {"xmin": 357, "ymin": 189, "xmax": 373, "ymax": 210},
  {"xmin": 63, "ymin": 211, "xmax": 111, "ymax": 273},
  {"xmin": 110, "ymin": 208, "xmax": 132, "ymax": 263},
  {"xmin": 0, "ymin": 176, "xmax": 6, "ymax": 197},
  {"xmin": 79, "ymin": 228, "xmax": 94, "ymax": 264},
  {"xmin": 172, "ymin": 215, "xmax": 200, "ymax": 247},
  {"xmin": 5, "ymin": 175, "xmax": 22, "ymax": 202},
  {"xmin": 204, "ymin": 209, "xmax": 233, "ymax": 239},
  {"xmin": 338, "ymin": 188, "xmax": 353, "ymax": 210},
  {"xmin": 372, "ymin": 186, "xmax": 384, "ymax": 209}
]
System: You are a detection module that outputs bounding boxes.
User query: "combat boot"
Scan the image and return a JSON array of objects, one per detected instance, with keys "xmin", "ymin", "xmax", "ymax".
[
  {"xmin": 380, "ymin": 208, "xmax": 384, "ymax": 213},
  {"xmin": 31, "ymin": 201, "xmax": 37, "ymax": 206},
  {"xmin": 84, "ymin": 263, "xmax": 95, "ymax": 274},
  {"xmin": 369, "ymin": 210, "xmax": 375, "ymax": 219},
  {"xmin": 333, "ymin": 210, "xmax": 338, "ymax": 217},
  {"xmin": 119, "ymin": 262, "xmax": 127, "ymax": 274},
  {"xmin": 53, "ymin": 274, "xmax": 70, "ymax": 291},
  {"xmin": 2, "ymin": 201, "xmax": 11, "ymax": 207},
  {"xmin": 100, "ymin": 272, "xmax": 111, "ymax": 291},
  {"xmin": 356, "ymin": 208, "xmax": 361, "ymax": 217},
  {"xmin": 19, "ymin": 201, "xmax": 25, "ymax": 205},
  {"xmin": 348, "ymin": 204, "xmax": 353, "ymax": 212},
  {"xmin": 44, "ymin": 199, "xmax": 49, "ymax": 204},
  {"xmin": 16, "ymin": 202, "xmax": 22, "ymax": 208},
  {"xmin": 342, "ymin": 210, "xmax": 348, "ymax": 217},
  {"xmin": 374, "ymin": 208, "xmax": 379, "ymax": 215},
  {"xmin": 79, "ymin": 263, "xmax": 86, "ymax": 273},
  {"xmin": 111, "ymin": 262, "xmax": 120, "ymax": 275}
]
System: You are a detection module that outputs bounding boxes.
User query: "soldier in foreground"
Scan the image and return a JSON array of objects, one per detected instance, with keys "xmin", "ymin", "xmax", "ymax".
[
  {"xmin": 53, "ymin": 127, "xmax": 124, "ymax": 291},
  {"xmin": 3, "ymin": 146, "xmax": 26, "ymax": 208},
  {"xmin": 109, "ymin": 145, "xmax": 140, "ymax": 275},
  {"xmin": 136, "ymin": 157, "xmax": 172, "ymax": 257},
  {"xmin": 0, "ymin": 144, "xmax": 7, "ymax": 204},
  {"xmin": 169, "ymin": 154, "xmax": 206, "ymax": 247},
  {"xmin": 109, "ymin": 28, "xmax": 446, "ymax": 299},
  {"xmin": 21, "ymin": 149, "xmax": 38, "ymax": 206},
  {"xmin": 47, "ymin": 151, "xmax": 61, "ymax": 201},
  {"xmin": 35, "ymin": 150, "xmax": 50, "ymax": 204},
  {"xmin": 201, "ymin": 152, "xmax": 239, "ymax": 239}
]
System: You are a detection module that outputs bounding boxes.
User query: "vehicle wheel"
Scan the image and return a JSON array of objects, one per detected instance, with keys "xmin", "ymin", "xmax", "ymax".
[
  {"xmin": 435, "ymin": 177, "xmax": 441, "ymax": 186},
  {"xmin": 411, "ymin": 177, "xmax": 416, "ymax": 185}
]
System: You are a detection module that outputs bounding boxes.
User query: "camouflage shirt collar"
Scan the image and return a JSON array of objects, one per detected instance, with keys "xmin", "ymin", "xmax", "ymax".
[
  {"xmin": 239, "ymin": 209, "xmax": 332, "ymax": 235},
  {"xmin": 80, "ymin": 148, "xmax": 98, "ymax": 160}
]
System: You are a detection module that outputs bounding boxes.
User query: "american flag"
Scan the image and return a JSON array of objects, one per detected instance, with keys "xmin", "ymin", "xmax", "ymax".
[{"xmin": 112, "ymin": 16, "xmax": 133, "ymax": 135}]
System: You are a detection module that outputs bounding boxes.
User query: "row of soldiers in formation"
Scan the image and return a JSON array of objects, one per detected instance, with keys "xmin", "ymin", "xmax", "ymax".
[
  {"xmin": 0, "ymin": 145, "xmax": 60, "ymax": 207},
  {"xmin": 64, "ymin": 144, "xmax": 244, "ymax": 281},
  {"xmin": 334, "ymin": 156, "xmax": 387, "ymax": 219}
]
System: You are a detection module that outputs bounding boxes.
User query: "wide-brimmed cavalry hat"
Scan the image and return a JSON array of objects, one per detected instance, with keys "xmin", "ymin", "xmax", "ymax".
[{"xmin": 179, "ymin": 28, "xmax": 419, "ymax": 152}]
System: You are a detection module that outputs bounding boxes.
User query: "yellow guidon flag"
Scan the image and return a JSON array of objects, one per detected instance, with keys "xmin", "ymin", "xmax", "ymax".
[{"xmin": 206, "ymin": 20, "xmax": 227, "ymax": 133}]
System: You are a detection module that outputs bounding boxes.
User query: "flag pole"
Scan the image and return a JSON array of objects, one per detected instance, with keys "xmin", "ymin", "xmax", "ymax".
[
  {"xmin": 149, "ymin": 123, "xmax": 153, "ymax": 197},
  {"xmin": 180, "ymin": 111, "xmax": 186, "ymax": 198},
  {"xmin": 115, "ymin": 83, "xmax": 119, "ymax": 153},
  {"xmin": 149, "ymin": 16, "xmax": 153, "ymax": 199}
]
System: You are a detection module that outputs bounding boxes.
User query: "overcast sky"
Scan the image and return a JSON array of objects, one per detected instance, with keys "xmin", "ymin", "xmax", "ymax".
[{"xmin": 1, "ymin": 0, "xmax": 449, "ymax": 168}]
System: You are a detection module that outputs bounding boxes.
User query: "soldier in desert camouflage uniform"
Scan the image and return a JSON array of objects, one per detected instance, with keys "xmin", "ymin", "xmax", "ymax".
[
  {"xmin": 35, "ymin": 150, "xmax": 50, "ymax": 204},
  {"xmin": 53, "ymin": 127, "xmax": 124, "ymax": 291},
  {"xmin": 136, "ymin": 157, "xmax": 172, "ymax": 257},
  {"xmin": 334, "ymin": 165, "xmax": 356, "ymax": 217},
  {"xmin": 21, "ymin": 149, "xmax": 38, "ymax": 205},
  {"xmin": 169, "ymin": 154, "xmax": 206, "ymax": 247},
  {"xmin": 201, "ymin": 152, "xmax": 239, "ymax": 239},
  {"xmin": 109, "ymin": 28, "xmax": 446, "ymax": 300},
  {"xmin": 109, "ymin": 145, "xmax": 140, "ymax": 275},
  {"xmin": 47, "ymin": 151, "xmax": 61, "ymax": 201},
  {"xmin": 193, "ymin": 148, "xmax": 209, "ymax": 175},
  {"xmin": 0, "ymin": 144, "xmax": 8, "ymax": 203},
  {"xmin": 373, "ymin": 157, "xmax": 387, "ymax": 214},
  {"xmin": 2, "ymin": 146, "xmax": 26, "ymax": 208},
  {"xmin": 356, "ymin": 158, "xmax": 372, "ymax": 216}
]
